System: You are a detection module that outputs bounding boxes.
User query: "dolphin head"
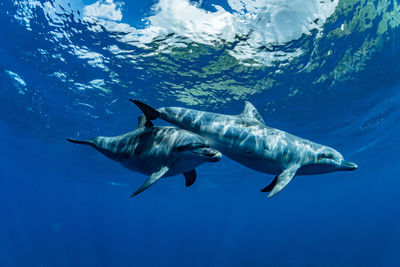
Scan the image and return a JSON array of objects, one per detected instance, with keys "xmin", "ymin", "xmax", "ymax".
[
  {"xmin": 298, "ymin": 146, "xmax": 357, "ymax": 175},
  {"xmin": 188, "ymin": 146, "xmax": 222, "ymax": 162},
  {"xmin": 175, "ymin": 132, "xmax": 222, "ymax": 163},
  {"xmin": 316, "ymin": 147, "xmax": 358, "ymax": 171},
  {"xmin": 176, "ymin": 140, "xmax": 222, "ymax": 163}
]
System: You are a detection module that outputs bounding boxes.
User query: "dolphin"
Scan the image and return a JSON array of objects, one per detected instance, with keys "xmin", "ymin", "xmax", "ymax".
[
  {"xmin": 67, "ymin": 115, "xmax": 222, "ymax": 197},
  {"xmin": 131, "ymin": 99, "xmax": 358, "ymax": 198}
]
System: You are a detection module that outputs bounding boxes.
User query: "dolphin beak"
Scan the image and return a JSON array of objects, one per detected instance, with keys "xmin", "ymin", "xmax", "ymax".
[
  {"xmin": 191, "ymin": 148, "xmax": 222, "ymax": 162},
  {"xmin": 341, "ymin": 160, "xmax": 358, "ymax": 171}
]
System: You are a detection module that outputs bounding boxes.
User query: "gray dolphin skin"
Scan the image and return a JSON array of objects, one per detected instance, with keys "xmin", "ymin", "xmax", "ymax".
[
  {"xmin": 67, "ymin": 116, "xmax": 222, "ymax": 197},
  {"xmin": 131, "ymin": 99, "xmax": 358, "ymax": 198}
]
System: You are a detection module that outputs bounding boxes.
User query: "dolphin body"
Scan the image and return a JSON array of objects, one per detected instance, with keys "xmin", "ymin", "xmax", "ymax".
[
  {"xmin": 67, "ymin": 116, "xmax": 222, "ymax": 197},
  {"xmin": 132, "ymin": 100, "xmax": 357, "ymax": 198}
]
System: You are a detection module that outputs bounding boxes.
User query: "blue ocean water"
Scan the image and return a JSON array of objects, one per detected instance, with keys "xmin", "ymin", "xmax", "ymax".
[{"xmin": 1, "ymin": 0, "xmax": 400, "ymax": 266}]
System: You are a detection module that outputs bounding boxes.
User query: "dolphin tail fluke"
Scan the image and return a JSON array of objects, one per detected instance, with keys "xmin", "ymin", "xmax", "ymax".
[
  {"xmin": 66, "ymin": 138, "xmax": 93, "ymax": 146},
  {"xmin": 130, "ymin": 99, "xmax": 160, "ymax": 121}
]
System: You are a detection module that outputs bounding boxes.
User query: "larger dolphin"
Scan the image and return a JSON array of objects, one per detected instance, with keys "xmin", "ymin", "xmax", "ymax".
[
  {"xmin": 132, "ymin": 99, "xmax": 357, "ymax": 198},
  {"xmin": 67, "ymin": 116, "xmax": 222, "ymax": 197}
]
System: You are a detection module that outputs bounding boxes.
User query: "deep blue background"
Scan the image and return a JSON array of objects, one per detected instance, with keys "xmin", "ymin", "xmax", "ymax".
[
  {"xmin": 2, "ymin": 118, "xmax": 400, "ymax": 267},
  {"xmin": 1, "ymin": 0, "xmax": 400, "ymax": 266}
]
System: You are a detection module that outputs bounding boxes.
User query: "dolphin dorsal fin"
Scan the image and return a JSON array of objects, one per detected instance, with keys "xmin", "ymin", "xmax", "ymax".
[
  {"xmin": 137, "ymin": 114, "xmax": 154, "ymax": 129},
  {"xmin": 240, "ymin": 101, "xmax": 265, "ymax": 125}
]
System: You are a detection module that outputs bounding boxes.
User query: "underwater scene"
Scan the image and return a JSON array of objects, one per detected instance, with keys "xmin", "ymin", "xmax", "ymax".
[{"xmin": 1, "ymin": 0, "xmax": 400, "ymax": 266}]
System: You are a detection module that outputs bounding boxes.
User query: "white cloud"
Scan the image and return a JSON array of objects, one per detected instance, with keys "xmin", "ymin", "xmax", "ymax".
[
  {"xmin": 144, "ymin": 0, "xmax": 235, "ymax": 44},
  {"xmin": 106, "ymin": 0, "xmax": 337, "ymax": 65},
  {"xmin": 83, "ymin": 0, "xmax": 123, "ymax": 21},
  {"xmin": 137, "ymin": 0, "xmax": 338, "ymax": 64},
  {"xmin": 13, "ymin": 0, "xmax": 339, "ymax": 65}
]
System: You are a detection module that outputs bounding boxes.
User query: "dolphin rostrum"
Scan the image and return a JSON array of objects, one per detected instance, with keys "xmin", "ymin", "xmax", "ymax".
[
  {"xmin": 67, "ymin": 115, "xmax": 222, "ymax": 197},
  {"xmin": 131, "ymin": 99, "xmax": 357, "ymax": 198}
]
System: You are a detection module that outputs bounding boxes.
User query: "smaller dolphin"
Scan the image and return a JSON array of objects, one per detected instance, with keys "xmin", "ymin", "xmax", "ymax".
[{"xmin": 67, "ymin": 115, "xmax": 222, "ymax": 197}]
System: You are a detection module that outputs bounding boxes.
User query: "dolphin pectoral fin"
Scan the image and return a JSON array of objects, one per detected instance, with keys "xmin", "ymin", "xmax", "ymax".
[
  {"xmin": 261, "ymin": 176, "xmax": 278, "ymax": 192},
  {"xmin": 130, "ymin": 99, "xmax": 160, "ymax": 121},
  {"xmin": 267, "ymin": 166, "xmax": 299, "ymax": 198},
  {"xmin": 130, "ymin": 166, "xmax": 169, "ymax": 197},
  {"xmin": 183, "ymin": 169, "xmax": 196, "ymax": 187}
]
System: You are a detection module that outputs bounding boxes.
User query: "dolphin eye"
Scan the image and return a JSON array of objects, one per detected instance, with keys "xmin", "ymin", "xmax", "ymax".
[
  {"xmin": 319, "ymin": 153, "xmax": 334, "ymax": 159},
  {"xmin": 177, "ymin": 144, "xmax": 192, "ymax": 152},
  {"xmin": 318, "ymin": 153, "xmax": 327, "ymax": 159}
]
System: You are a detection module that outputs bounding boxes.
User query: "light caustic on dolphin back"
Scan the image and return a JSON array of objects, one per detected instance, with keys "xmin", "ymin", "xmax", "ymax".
[
  {"xmin": 67, "ymin": 112, "xmax": 222, "ymax": 197},
  {"xmin": 132, "ymin": 99, "xmax": 358, "ymax": 198}
]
